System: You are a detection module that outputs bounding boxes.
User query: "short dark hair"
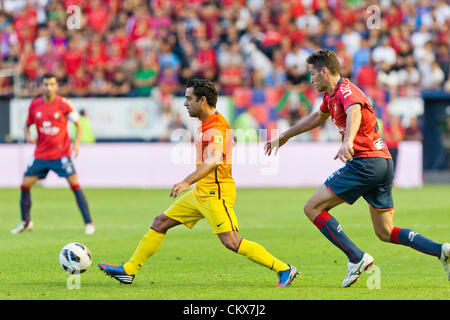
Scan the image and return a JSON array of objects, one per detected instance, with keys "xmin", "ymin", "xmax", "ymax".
[
  {"xmin": 306, "ymin": 49, "xmax": 341, "ymax": 75},
  {"xmin": 186, "ymin": 78, "xmax": 217, "ymax": 107},
  {"xmin": 42, "ymin": 73, "xmax": 57, "ymax": 82}
]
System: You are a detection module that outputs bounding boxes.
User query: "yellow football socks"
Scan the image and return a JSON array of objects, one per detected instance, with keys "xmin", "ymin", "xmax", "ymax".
[
  {"xmin": 237, "ymin": 239, "xmax": 289, "ymax": 273},
  {"xmin": 123, "ymin": 228, "xmax": 165, "ymax": 275}
]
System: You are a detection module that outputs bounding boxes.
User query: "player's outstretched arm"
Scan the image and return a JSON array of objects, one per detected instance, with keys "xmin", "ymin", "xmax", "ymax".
[
  {"xmin": 170, "ymin": 149, "xmax": 223, "ymax": 198},
  {"xmin": 264, "ymin": 110, "xmax": 329, "ymax": 156}
]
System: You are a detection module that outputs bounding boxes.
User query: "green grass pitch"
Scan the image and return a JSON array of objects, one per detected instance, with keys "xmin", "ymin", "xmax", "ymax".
[{"xmin": 0, "ymin": 186, "xmax": 449, "ymax": 300}]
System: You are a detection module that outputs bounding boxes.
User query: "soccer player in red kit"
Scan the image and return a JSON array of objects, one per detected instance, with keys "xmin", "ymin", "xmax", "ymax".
[
  {"xmin": 11, "ymin": 73, "xmax": 95, "ymax": 235},
  {"xmin": 265, "ymin": 49, "xmax": 449, "ymax": 287}
]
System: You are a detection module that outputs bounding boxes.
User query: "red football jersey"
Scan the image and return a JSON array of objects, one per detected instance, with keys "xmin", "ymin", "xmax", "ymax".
[
  {"xmin": 26, "ymin": 96, "xmax": 78, "ymax": 160},
  {"xmin": 320, "ymin": 78, "xmax": 391, "ymax": 159}
]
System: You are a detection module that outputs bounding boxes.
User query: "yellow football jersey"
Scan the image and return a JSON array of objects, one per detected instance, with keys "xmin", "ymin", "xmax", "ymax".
[{"xmin": 193, "ymin": 111, "xmax": 236, "ymax": 205}]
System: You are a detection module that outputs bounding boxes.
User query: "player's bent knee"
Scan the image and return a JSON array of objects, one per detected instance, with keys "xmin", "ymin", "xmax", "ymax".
[
  {"xmin": 219, "ymin": 236, "xmax": 240, "ymax": 252},
  {"xmin": 303, "ymin": 201, "xmax": 319, "ymax": 221},
  {"xmin": 374, "ymin": 228, "xmax": 392, "ymax": 242},
  {"xmin": 151, "ymin": 214, "xmax": 170, "ymax": 233},
  {"xmin": 222, "ymin": 240, "xmax": 239, "ymax": 252}
]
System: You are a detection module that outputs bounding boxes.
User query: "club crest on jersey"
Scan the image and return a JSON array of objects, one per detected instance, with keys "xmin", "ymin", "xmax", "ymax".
[
  {"xmin": 36, "ymin": 112, "xmax": 42, "ymax": 118},
  {"xmin": 54, "ymin": 112, "xmax": 60, "ymax": 119}
]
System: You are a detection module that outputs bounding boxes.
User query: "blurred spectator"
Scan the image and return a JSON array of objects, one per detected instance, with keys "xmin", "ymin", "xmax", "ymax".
[
  {"xmin": 193, "ymin": 38, "xmax": 216, "ymax": 78},
  {"xmin": 395, "ymin": 41, "xmax": 413, "ymax": 70},
  {"xmin": 410, "ymin": 25, "xmax": 432, "ymax": 49},
  {"xmin": 87, "ymin": 0, "xmax": 111, "ymax": 35},
  {"xmin": 436, "ymin": 42, "xmax": 450, "ymax": 82},
  {"xmin": 158, "ymin": 42, "xmax": 181, "ymax": 72},
  {"xmin": 321, "ymin": 19, "xmax": 342, "ymax": 52},
  {"xmin": 265, "ymin": 48, "xmax": 287, "ymax": 88},
  {"xmin": 158, "ymin": 65, "xmax": 179, "ymax": 95},
  {"xmin": 39, "ymin": 41, "xmax": 62, "ymax": 73},
  {"xmin": 34, "ymin": 26, "xmax": 50, "ymax": 56},
  {"xmin": 383, "ymin": 115, "xmax": 405, "ymax": 172},
  {"xmin": 88, "ymin": 68, "xmax": 111, "ymax": 97},
  {"xmin": 13, "ymin": 2, "xmax": 38, "ymax": 48},
  {"xmin": 421, "ymin": 61, "xmax": 445, "ymax": 90},
  {"xmin": 372, "ymin": 37, "xmax": 397, "ymax": 67},
  {"xmin": 434, "ymin": 0, "xmax": 450, "ymax": 27},
  {"xmin": 397, "ymin": 56, "xmax": 421, "ymax": 88},
  {"xmin": 85, "ymin": 41, "xmax": 108, "ymax": 73},
  {"xmin": 285, "ymin": 42, "xmax": 310, "ymax": 76},
  {"xmin": 352, "ymin": 37, "xmax": 371, "ymax": 79},
  {"xmin": 72, "ymin": 110, "xmax": 96, "ymax": 144},
  {"xmin": 18, "ymin": 42, "xmax": 39, "ymax": 83},
  {"xmin": 260, "ymin": 23, "xmax": 283, "ymax": 60},
  {"xmin": 0, "ymin": 75, "xmax": 13, "ymax": 97},
  {"xmin": 169, "ymin": 113, "xmax": 188, "ymax": 132},
  {"xmin": 132, "ymin": 54, "xmax": 159, "ymax": 97},
  {"xmin": 356, "ymin": 62, "xmax": 378, "ymax": 88},
  {"xmin": 296, "ymin": 8, "xmax": 320, "ymax": 36},
  {"xmin": 121, "ymin": 45, "xmax": 139, "ymax": 83},
  {"xmin": 63, "ymin": 37, "xmax": 83, "ymax": 77},
  {"xmin": 404, "ymin": 116, "xmax": 423, "ymax": 141},
  {"xmin": 110, "ymin": 69, "xmax": 131, "ymax": 97},
  {"xmin": 69, "ymin": 66, "xmax": 91, "ymax": 97},
  {"xmin": 286, "ymin": 65, "xmax": 308, "ymax": 87},
  {"xmin": 341, "ymin": 25, "xmax": 361, "ymax": 57},
  {"xmin": 377, "ymin": 62, "xmax": 399, "ymax": 96},
  {"xmin": 219, "ymin": 59, "xmax": 244, "ymax": 96},
  {"xmin": 414, "ymin": 40, "xmax": 436, "ymax": 71},
  {"xmin": 54, "ymin": 62, "xmax": 70, "ymax": 96},
  {"xmin": 234, "ymin": 108, "xmax": 259, "ymax": 143},
  {"xmin": 336, "ymin": 42, "xmax": 353, "ymax": 78}
]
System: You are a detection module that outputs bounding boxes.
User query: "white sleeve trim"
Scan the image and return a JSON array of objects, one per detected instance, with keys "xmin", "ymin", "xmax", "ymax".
[{"xmin": 67, "ymin": 110, "xmax": 80, "ymax": 122}]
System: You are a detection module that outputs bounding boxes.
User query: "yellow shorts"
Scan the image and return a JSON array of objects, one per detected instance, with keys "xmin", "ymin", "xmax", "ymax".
[{"xmin": 164, "ymin": 189, "xmax": 239, "ymax": 234}]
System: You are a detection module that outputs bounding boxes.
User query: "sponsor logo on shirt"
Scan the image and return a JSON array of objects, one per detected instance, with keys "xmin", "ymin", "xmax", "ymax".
[
  {"xmin": 39, "ymin": 121, "xmax": 60, "ymax": 135},
  {"xmin": 374, "ymin": 138, "xmax": 384, "ymax": 150}
]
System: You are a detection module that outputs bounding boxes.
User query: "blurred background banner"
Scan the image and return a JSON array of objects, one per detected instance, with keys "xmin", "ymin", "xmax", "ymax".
[{"xmin": 9, "ymin": 96, "xmax": 233, "ymax": 141}]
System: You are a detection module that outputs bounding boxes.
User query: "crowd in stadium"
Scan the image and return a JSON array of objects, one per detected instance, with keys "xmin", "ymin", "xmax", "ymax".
[{"xmin": 0, "ymin": 0, "xmax": 449, "ymax": 99}]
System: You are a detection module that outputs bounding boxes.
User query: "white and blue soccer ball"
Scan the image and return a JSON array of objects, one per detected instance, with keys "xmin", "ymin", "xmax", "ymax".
[{"xmin": 59, "ymin": 242, "xmax": 92, "ymax": 274}]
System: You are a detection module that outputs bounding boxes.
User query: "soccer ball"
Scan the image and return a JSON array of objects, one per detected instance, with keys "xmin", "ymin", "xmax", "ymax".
[{"xmin": 59, "ymin": 242, "xmax": 92, "ymax": 274}]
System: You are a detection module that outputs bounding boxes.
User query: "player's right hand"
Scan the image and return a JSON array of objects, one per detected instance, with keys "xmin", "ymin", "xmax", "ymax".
[
  {"xmin": 264, "ymin": 137, "xmax": 286, "ymax": 156},
  {"xmin": 26, "ymin": 135, "xmax": 36, "ymax": 144},
  {"xmin": 170, "ymin": 180, "xmax": 190, "ymax": 199}
]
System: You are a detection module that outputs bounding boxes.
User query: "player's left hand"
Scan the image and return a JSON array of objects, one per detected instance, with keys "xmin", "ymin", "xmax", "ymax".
[
  {"xmin": 170, "ymin": 180, "xmax": 190, "ymax": 198},
  {"xmin": 334, "ymin": 141, "xmax": 354, "ymax": 162}
]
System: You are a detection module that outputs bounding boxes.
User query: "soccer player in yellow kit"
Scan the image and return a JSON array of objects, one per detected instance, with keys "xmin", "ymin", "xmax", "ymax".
[{"xmin": 99, "ymin": 79, "xmax": 298, "ymax": 287}]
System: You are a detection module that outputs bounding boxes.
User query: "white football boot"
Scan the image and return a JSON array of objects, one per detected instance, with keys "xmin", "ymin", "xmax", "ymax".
[
  {"xmin": 342, "ymin": 253, "xmax": 374, "ymax": 288},
  {"xmin": 11, "ymin": 220, "xmax": 34, "ymax": 234},
  {"xmin": 85, "ymin": 222, "xmax": 95, "ymax": 235},
  {"xmin": 440, "ymin": 243, "xmax": 450, "ymax": 281}
]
